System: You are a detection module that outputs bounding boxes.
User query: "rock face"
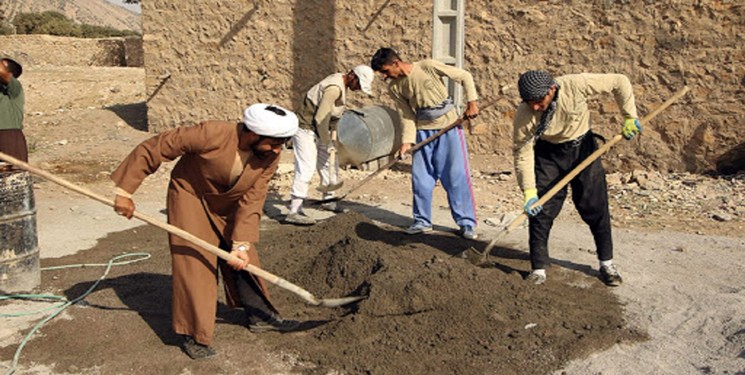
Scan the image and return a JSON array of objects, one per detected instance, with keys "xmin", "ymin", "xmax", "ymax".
[
  {"xmin": 136, "ymin": 1, "xmax": 742, "ymax": 174},
  {"xmin": 1, "ymin": 0, "xmax": 141, "ymax": 33}
]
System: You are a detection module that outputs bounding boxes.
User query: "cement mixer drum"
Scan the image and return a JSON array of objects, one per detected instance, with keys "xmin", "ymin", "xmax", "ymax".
[{"xmin": 336, "ymin": 106, "xmax": 401, "ymax": 168}]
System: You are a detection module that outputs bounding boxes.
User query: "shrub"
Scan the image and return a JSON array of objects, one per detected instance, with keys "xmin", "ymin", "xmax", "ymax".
[
  {"xmin": 0, "ymin": 22, "xmax": 14, "ymax": 35},
  {"xmin": 13, "ymin": 11, "xmax": 140, "ymax": 38}
]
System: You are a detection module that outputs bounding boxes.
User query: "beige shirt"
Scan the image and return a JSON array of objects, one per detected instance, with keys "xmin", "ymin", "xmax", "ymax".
[
  {"xmin": 388, "ymin": 59, "xmax": 479, "ymax": 144},
  {"xmin": 513, "ymin": 73, "xmax": 638, "ymax": 191},
  {"xmin": 296, "ymin": 73, "xmax": 346, "ymax": 146}
]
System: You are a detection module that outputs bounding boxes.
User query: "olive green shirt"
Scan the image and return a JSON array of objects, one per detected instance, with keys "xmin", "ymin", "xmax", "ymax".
[
  {"xmin": 0, "ymin": 77, "xmax": 24, "ymax": 130},
  {"xmin": 296, "ymin": 73, "xmax": 346, "ymax": 146},
  {"xmin": 388, "ymin": 59, "xmax": 479, "ymax": 144},
  {"xmin": 513, "ymin": 73, "xmax": 638, "ymax": 191}
]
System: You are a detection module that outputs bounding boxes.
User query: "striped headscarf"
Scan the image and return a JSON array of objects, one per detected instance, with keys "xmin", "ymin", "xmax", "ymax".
[{"xmin": 518, "ymin": 70, "xmax": 559, "ymax": 140}]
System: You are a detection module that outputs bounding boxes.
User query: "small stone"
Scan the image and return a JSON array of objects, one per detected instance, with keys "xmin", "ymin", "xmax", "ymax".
[
  {"xmin": 484, "ymin": 218, "xmax": 500, "ymax": 227},
  {"xmin": 712, "ymin": 212, "xmax": 733, "ymax": 222}
]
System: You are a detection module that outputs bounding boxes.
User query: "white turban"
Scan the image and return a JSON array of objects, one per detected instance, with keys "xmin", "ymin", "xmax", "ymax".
[{"xmin": 242, "ymin": 103, "xmax": 299, "ymax": 138}]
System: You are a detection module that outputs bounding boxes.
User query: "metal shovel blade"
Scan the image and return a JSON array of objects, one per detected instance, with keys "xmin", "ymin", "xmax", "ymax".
[
  {"xmin": 460, "ymin": 246, "xmax": 488, "ymax": 266},
  {"xmin": 317, "ymin": 295, "xmax": 367, "ymax": 307},
  {"xmin": 316, "ymin": 181, "xmax": 344, "ymax": 193},
  {"xmin": 314, "ymin": 195, "xmax": 345, "ymax": 205},
  {"xmin": 459, "ymin": 226, "xmax": 510, "ymax": 266}
]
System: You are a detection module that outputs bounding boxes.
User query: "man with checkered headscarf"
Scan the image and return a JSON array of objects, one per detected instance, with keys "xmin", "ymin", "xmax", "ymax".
[{"xmin": 513, "ymin": 70, "xmax": 642, "ymax": 286}]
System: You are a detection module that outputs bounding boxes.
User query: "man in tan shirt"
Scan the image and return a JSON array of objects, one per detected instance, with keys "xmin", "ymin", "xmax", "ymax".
[
  {"xmin": 513, "ymin": 70, "xmax": 642, "ymax": 286},
  {"xmin": 371, "ymin": 47, "xmax": 480, "ymax": 239},
  {"xmin": 112, "ymin": 104, "xmax": 302, "ymax": 359}
]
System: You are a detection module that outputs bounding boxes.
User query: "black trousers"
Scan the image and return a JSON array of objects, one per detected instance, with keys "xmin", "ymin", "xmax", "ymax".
[
  {"xmin": 217, "ymin": 238, "xmax": 277, "ymax": 325},
  {"xmin": 234, "ymin": 269, "xmax": 277, "ymax": 324},
  {"xmin": 528, "ymin": 132, "xmax": 613, "ymax": 270}
]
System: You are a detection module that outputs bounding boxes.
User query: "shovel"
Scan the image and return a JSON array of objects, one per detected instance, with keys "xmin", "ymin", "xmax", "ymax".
[
  {"xmin": 462, "ymin": 86, "xmax": 690, "ymax": 266},
  {"xmin": 316, "ymin": 100, "xmax": 497, "ymax": 205},
  {"xmin": 0, "ymin": 152, "xmax": 365, "ymax": 308},
  {"xmin": 316, "ymin": 128, "xmax": 343, "ymax": 193}
]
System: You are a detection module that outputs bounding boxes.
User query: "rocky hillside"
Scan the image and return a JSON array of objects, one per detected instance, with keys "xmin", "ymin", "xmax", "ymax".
[{"xmin": 1, "ymin": 0, "xmax": 141, "ymax": 33}]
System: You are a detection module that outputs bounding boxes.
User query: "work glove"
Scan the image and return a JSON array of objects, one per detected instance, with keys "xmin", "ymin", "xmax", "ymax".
[
  {"xmin": 622, "ymin": 118, "xmax": 642, "ymax": 140},
  {"xmin": 523, "ymin": 188, "xmax": 543, "ymax": 217}
]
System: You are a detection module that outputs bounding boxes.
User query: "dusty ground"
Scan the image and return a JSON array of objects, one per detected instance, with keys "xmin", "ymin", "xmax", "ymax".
[{"xmin": 1, "ymin": 66, "xmax": 744, "ymax": 375}]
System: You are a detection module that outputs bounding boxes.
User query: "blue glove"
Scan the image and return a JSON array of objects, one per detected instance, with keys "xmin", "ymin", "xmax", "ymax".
[
  {"xmin": 523, "ymin": 189, "xmax": 543, "ymax": 217},
  {"xmin": 622, "ymin": 118, "xmax": 642, "ymax": 140}
]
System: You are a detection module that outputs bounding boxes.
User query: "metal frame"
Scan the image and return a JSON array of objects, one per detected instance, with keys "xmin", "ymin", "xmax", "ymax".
[{"xmin": 432, "ymin": 0, "xmax": 465, "ymax": 113}]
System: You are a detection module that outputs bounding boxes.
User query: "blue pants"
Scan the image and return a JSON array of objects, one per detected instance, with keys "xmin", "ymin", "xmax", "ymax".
[{"xmin": 411, "ymin": 126, "xmax": 477, "ymax": 228}]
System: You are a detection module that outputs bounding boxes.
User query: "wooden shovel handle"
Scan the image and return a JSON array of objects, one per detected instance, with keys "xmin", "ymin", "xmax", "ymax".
[{"xmin": 0, "ymin": 152, "xmax": 345, "ymax": 306}]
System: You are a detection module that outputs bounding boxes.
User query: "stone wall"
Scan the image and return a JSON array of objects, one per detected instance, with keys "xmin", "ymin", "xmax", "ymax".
[
  {"xmin": 141, "ymin": 0, "xmax": 744, "ymax": 173},
  {"xmin": 0, "ymin": 34, "xmax": 143, "ymax": 68}
]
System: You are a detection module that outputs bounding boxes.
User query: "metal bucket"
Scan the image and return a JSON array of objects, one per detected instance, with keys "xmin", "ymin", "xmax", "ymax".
[
  {"xmin": 0, "ymin": 170, "xmax": 40, "ymax": 293},
  {"xmin": 337, "ymin": 106, "xmax": 402, "ymax": 167}
]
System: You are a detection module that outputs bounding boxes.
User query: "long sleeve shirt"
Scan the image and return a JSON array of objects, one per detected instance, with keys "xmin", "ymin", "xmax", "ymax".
[
  {"xmin": 313, "ymin": 85, "xmax": 343, "ymax": 146},
  {"xmin": 0, "ymin": 77, "xmax": 24, "ymax": 130},
  {"xmin": 513, "ymin": 73, "xmax": 638, "ymax": 191},
  {"xmin": 296, "ymin": 73, "xmax": 346, "ymax": 146},
  {"xmin": 111, "ymin": 121, "xmax": 279, "ymax": 243},
  {"xmin": 388, "ymin": 59, "xmax": 479, "ymax": 144}
]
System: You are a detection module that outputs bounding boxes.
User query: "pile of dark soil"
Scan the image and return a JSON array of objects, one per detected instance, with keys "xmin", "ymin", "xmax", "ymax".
[
  {"xmin": 0, "ymin": 212, "xmax": 645, "ymax": 374},
  {"xmin": 256, "ymin": 212, "xmax": 645, "ymax": 374}
]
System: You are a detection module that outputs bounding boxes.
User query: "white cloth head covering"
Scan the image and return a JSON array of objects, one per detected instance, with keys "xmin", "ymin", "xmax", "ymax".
[
  {"xmin": 242, "ymin": 103, "xmax": 299, "ymax": 138},
  {"xmin": 352, "ymin": 65, "xmax": 374, "ymax": 95}
]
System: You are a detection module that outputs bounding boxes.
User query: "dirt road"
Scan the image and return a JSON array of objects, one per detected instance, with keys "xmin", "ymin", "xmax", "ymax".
[{"xmin": 1, "ymin": 67, "xmax": 743, "ymax": 374}]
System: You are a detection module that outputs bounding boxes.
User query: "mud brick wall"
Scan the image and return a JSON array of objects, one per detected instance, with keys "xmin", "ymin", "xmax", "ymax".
[
  {"xmin": 123, "ymin": 36, "xmax": 144, "ymax": 67},
  {"xmin": 141, "ymin": 0, "xmax": 744, "ymax": 173},
  {"xmin": 0, "ymin": 34, "xmax": 143, "ymax": 68}
]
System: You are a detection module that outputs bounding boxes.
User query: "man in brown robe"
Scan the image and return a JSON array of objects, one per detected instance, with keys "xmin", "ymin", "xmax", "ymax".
[{"xmin": 111, "ymin": 104, "xmax": 300, "ymax": 359}]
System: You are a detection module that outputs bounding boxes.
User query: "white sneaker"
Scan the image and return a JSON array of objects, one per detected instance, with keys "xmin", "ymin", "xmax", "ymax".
[
  {"xmin": 459, "ymin": 225, "xmax": 478, "ymax": 240},
  {"xmin": 599, "ymin": 264, "xmax": 623, "ymax": 286},
  {"xmin": 404, "ymin": 223, "xmax": 433, "ymax": 235},
  {"xmin": 525, "ymin": 271, "xmax": 546, "ymax": 285}
]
